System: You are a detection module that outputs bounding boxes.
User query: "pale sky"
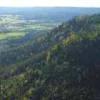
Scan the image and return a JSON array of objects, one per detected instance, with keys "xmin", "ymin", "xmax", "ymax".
[{"xmin": 0, "ymin": 0, "xmax": 100, "ymax": 7}]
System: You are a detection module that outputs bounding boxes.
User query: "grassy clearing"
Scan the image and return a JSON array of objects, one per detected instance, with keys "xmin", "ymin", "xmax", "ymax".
[{"xmin": 0, "ymin": 32, "xmax": 27, "ymax": 40}]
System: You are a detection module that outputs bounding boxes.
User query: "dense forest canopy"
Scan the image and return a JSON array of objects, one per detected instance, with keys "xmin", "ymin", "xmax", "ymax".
[{"xmin": 0, "ymin": 9, "xmax": 100, "ymax": 100}]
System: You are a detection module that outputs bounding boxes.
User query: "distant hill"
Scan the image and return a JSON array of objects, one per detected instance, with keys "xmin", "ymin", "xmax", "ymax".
[{"xmin": 0, "ymin": 7, "xmax": 100, "ymax": 21}]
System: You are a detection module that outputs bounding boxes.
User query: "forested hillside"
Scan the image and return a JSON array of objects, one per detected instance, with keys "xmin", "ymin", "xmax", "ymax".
[{"xmin": 1, "ymin": 14, "xmax": 100, "ymax": 100}]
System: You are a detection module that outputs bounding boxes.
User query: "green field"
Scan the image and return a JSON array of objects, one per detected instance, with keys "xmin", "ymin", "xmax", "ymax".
[
  {"xmin": 0, "ymin": 32, "xmax": 26, "ymax": 40},
  {"xmin": 0, "ymin": 15, "xmax": 58, "ymax": 40}
]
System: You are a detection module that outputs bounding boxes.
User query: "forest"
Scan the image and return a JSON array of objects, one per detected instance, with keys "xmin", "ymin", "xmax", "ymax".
[{"xmin": 0, "ymin": 8, "xmax": 100, "ymax": 100}]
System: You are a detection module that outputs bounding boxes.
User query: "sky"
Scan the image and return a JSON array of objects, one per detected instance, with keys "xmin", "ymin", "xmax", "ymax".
[{"xmin": 0, "ymin": 0, "xmax": 100, "ymax": 7}]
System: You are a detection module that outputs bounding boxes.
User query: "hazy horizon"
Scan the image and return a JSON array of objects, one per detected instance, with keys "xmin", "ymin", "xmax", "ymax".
[{"xmin": 0, "ymin": 0, "xmax": 99, "ymax": 8}]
